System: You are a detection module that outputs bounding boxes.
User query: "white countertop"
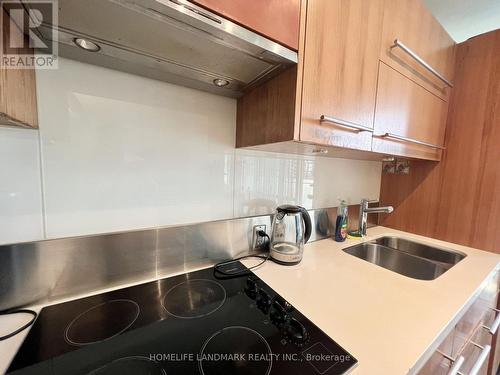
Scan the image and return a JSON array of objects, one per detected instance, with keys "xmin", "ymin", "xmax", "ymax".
[
  {"xmin": 244, "ymin": 226, "xmax": 500, "ymax": 375},
  {"xmin": 1, "ymin": 226, "xmax": 499, "ymax": 375}
]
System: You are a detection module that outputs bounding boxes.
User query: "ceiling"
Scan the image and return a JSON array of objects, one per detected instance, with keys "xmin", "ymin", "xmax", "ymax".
[{"xmin": 422, "ymin": 0, "xmax": 500, "ymax": 42}]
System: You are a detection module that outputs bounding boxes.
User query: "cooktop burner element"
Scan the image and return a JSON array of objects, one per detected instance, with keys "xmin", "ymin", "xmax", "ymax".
[
  {"xmin": 199, "ymin": 326, "xmax": 272, "ymax": 375},
  {"xmin": 8, "ymin": 263, "xmax": 357, "ymax": 375},
  {"xmin": 87, "ymin": 356, "xmax": 166, "ymax": 375},
  {"xmin": 64, "ymin": 299, "xmax": 140, "ymax": 346},
  {"xmin": 162, "ymin": 279, "xmax": 226, "ymax": 319}
]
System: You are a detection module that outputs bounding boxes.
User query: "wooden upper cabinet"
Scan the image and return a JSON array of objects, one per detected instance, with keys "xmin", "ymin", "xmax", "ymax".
[
  {"xmin": 191, "ymin": 0, "xmax": 300, "ymax": 50},
  {"xmin": 236, "ymin": 0, "xmax": 455, "ymax": 162},
  {"xmin": 380, "ymin": 0, "xmax": 455, "ymax": 101},
  {"xmin": 372, "ymin": 62, "xmax": 448, "ymax": 160},
  {"xmin": 0, "ymin": 7, "xmax": 38, "ymax": 129},
  {"xmin": 300, "ymin": 0, "xmax": 385, "ymax": 151}
]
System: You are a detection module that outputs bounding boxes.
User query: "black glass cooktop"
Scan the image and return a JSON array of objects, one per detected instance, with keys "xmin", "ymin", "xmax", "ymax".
[{"xmin": 7, "ymin": 262, "xmax": 357, "ymax": 375}]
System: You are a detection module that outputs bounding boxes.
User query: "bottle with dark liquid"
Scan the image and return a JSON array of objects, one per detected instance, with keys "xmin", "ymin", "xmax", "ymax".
[{"xmin": 334, "ymin": 200, "xmax": 348, "ymax": 242}]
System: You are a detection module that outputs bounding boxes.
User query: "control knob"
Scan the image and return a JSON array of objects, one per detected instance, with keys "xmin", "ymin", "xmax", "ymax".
[
  {"xmin": 256, "ymin": 289, "xmax": 272, "ymax": 313},
  {"xmin": 274, "ymin": 295, "xmax": 294, "ymax": 312},
  {"xmin": 269, "ymin": 300, "xmax": 288, "ymax": 327},
  {"xmin": 284, "ymin": 318, "xmax": 309, "ymax": 346},
  {"xmin": 244, "ymin": 278, "xmax": 259, "ymax": 300}
]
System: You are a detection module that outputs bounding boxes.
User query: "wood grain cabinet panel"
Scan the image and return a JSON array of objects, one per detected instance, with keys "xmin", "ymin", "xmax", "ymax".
[
  {"xmin": 236, "ymin": 66, "xmax": 298, "ymax": 147},
  {"xmin": 0, "ymin": 7, "xmax": 38, "ymax": 128},
  {"xmin": 380, "ymin": 0, "xmax": 455, "ymax": 101},
  {"xmin": 236, "ymin": 0, "xmax": 456, "ymax": 162},
  {"xmin": 379, "ymin": 29, "xmax": 500, "ymax": 253},
  {"xmin": 236, "ymin": 0, "xmax": 386, "ymax": 157},
  {"xmin": 372, "ymin": 62, "xmax": 448, "ymax": 160},
  {"xmin": 191, "ymin": 0, "xmax": 300, "ymax": 50},
  {"xmin": 299, "ymin": 0, "xmax": 385, "ymax": 151}
]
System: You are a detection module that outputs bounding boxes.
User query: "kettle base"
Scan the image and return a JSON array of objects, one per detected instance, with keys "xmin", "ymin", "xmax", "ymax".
[{"xmin": 270, "ymin": 257, "xmax": 302, "ymax": 266}]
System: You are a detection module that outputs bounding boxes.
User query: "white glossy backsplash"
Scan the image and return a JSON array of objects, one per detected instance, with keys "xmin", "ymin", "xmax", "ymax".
[
  {"xmin": 0, "ymin": 128, "xmax": 44, "ymax": 244},
  {"xmin": 0, "ymin": 58, "xmax": 381, "ymax": 244}
]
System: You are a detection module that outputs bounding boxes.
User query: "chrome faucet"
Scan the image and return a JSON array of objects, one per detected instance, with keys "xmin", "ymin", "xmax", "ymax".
[{"xmin": 358, "ymin": 199, "xmax": 394, "ymax": 236}]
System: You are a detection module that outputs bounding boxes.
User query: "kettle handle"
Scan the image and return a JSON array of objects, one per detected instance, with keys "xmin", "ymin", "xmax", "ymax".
[{"xmin": 299, "ymin": 207, "xmax": 312, "ymax": 244}]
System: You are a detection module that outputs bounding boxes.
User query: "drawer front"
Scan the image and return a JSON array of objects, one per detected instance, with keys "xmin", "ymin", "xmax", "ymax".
[
  {"xmin": 458, "ymin": 326, "xmax": 493, "ymax": 375},
  {"xmin": 417, "ymin": 331, "xmax": 455, "ymax": 375},
  {"xmin": 454, "ymin": 273, "xmax": 499, "ymax": 357},
  {"xmin": 418, "ymin": 271, "xmax": 499, "ymax": 375},
  {"xmin": 372, "ymin": 62, "xmax": 448, "ymax": 160},
  {"xmin": 380, "ymin": 0, "xmax": 455, "ymax": 101}
]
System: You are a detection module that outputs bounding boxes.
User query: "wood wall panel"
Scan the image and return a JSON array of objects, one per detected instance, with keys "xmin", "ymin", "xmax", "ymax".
[{"xmin": 379, "ymin": 29, "xmax": 500, "ymax": 253}]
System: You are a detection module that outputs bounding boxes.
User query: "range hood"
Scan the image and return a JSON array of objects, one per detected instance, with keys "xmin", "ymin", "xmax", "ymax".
[{"xmin": 27, "ymin": 0, "xmax": 298, "ymax": 97}]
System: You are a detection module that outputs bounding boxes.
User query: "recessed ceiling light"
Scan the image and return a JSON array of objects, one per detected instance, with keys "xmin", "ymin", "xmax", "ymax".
[
  {"xmin": 213, "ymin": 78, "xmax": 229, "ymax": 87},
  {"xmin": 74, "ymin": 38, "xmax": 101, "ymax": 52}
]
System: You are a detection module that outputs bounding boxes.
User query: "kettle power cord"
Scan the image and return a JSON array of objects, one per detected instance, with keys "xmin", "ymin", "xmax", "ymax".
[
  {"xmin": 0, "ymin": 309, "xmax": 37, "ymax": 341},
  {"xmin": 1, "ymin": 231, "xmax": 271, "ymax": 337},
  {"xmin": 214, "ymin": 230, "xmax": 270, "ymax": 277}
]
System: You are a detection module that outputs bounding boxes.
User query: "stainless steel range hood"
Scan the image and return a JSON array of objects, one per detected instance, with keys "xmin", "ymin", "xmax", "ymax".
[{"xmin": 27, "ymin": 0, "xmax": 298, "ymax": 97}]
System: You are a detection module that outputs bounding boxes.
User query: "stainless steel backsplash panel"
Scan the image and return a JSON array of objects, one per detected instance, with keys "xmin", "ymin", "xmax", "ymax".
[{"xmin": 0, "ymin": 206, "xmax": 375, "ymax": 310}]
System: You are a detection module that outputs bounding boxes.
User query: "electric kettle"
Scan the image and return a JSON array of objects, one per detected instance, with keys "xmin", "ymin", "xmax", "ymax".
[{"xmin": 269, "ymin": 205, "xmax": 312, "ymax": 265}]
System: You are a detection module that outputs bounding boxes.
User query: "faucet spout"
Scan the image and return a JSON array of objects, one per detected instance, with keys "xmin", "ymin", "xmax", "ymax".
[
  {"xmin": 363, "ymin": 206, "xmax": 394, "ymax": 214},
  {"xmin": 358, "ymin": 199, "xmax": 393, "ymax": 236}
]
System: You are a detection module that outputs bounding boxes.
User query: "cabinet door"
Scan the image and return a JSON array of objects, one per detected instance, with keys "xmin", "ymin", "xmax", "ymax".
[
  {"xmin": 372, "ymin": 62, "xmax": 448, "ymax": 160},
  {"xmin": 0, "ymin": 7, "xmax": 38, "ymax": 128},
  {"xmin": 458, "ymin": 325, "xmax": 494, "ymax": 375},
  {"xmin": 299, "ymin": 0, "xmax": 384, "ymax": 151},
  {"xmin": 455, "ymin": 272, "xmax": 499, "ymax": 375},
  {"xmin": 454, "ymin": 273, "xmax": 499, "ymax": 357},
  {"xmin": 190, "ymin": 0, "xmax": 300, "ymax": 50},
  {"xmin": 417, "ymin": 330, "xmax": 455, "ymax": 375},
  {"xmin": 418, "ymin": 271, "xmax": 499, "ymax": 375},
  {"xmin": 380, "ymin": 0, "xmax": 455, "ymax": 101}
]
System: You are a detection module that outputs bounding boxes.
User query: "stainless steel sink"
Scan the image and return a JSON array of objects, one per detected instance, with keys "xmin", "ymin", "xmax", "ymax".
[
  {"xmin": 374, "ymin": 237, "xmax": 466, "ymax": 266},
  {"xmin": 342, "ymin": 237, "xmax": 466, "ymax": 280}
]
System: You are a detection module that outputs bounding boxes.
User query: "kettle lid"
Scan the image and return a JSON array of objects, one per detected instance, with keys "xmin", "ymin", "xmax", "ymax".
[{"xmin": 277, "ymin": 204, "xmax": 303, "ymax": 214}]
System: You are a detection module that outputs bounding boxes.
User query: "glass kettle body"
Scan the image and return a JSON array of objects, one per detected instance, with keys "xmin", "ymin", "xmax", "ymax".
[{"xmin": 269, "ymin": 205, "xmax": 312, "ymax": 265}]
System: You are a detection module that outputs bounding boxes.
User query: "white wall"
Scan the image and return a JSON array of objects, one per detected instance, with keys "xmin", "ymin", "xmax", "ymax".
[
  {"xmin": 422, "ymin": 0, "xmax": 500, "ymax": 42},
  {"xmin": 0, "ymin": 58, "xmax": 382, "ymax": 244}
]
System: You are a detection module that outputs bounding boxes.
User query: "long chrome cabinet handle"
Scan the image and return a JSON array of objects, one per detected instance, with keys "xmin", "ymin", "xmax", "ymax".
[
  {"xmin": 390, "ymin": 39, "xmax": 454, "ymax": 88},
  {"xmin": 468, "ymin": 344, "xmax": 491, "ymax": 375},
  {"xmin": 447, "ymin": 355, "xmax": 464, "ymax": 375},
  {"xmin": 380, "ymin": 133, "xmax": 446, "ymax": 150},
  {"xmin": 482, "ymin": 308, "xmax": 500, "ymax": 335},
  {"xmin": 320, "ymin": 115, "xmax": 374, "ymax": 133}
]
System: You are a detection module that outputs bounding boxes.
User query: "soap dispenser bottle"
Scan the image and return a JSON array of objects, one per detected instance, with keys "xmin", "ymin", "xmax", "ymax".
[{"xmin": 334, "ymin": 200, "xmax": 348, "ymax": 242}]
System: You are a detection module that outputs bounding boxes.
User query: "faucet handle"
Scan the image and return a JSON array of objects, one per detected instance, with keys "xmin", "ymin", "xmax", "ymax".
[{"xmin": 360, "ymin": 198, "xmax": 378, "ymax": 207}]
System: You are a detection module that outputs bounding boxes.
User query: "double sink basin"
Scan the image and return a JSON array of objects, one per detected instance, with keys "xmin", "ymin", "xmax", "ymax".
[{"xmin": 343, "ymin": 236, "xmax": 466, "ymax": 280}]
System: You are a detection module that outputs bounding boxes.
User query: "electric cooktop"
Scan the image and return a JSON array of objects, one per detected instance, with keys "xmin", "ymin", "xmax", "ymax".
[{"xmin": 7, "ymin": 262, "xmax": 357, "ymax": 375}]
